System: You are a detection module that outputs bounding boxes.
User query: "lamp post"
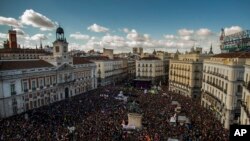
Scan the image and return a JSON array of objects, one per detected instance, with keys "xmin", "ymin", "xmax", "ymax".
[{"xmin": 68, "ymin": 126, "xmax": 76, "ymax": 141}]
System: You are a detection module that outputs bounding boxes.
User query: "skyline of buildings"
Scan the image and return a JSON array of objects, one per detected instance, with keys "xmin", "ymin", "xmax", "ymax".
[
  {"xmin": 1, "ymin": 1, "xmax": 250, "ymax": 135},
  {"xmin": 1, "ymin": 25, "xmax": 250, "ymax": 127},
  {"xmin": 1, "ymin": 0, "xmax": 250, "ymax": 54}
]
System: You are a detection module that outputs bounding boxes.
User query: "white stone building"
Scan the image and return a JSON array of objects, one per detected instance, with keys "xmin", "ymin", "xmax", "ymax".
[
  {"xmin": 169, "ymin": 49, "xmax": 211, "ymax": 98},
  {"xmin": 0, "ymin": 26, "xmax": 97, "ymax": 118},
  {"xmin": 201, "ymin": 52, "xmax": 250, "ymax": 129},
  {"xmin": 136, "ymin": 56, "xmax": 164, "ymax": 85},
  {"xmin": 87, "ymin": 56, "xmax": 124, "ymax": 86},
  {"xmin": 240, "ymin": 59, "xmax": 250, "ymax": 125}
]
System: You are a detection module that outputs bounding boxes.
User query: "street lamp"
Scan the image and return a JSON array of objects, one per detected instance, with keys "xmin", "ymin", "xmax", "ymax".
[{"xmin": 68, "ymin": 126, "xmax": 76, "ymax": 141}]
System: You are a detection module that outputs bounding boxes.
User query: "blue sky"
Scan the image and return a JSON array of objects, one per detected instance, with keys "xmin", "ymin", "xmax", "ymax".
[{"xmin": 0, "ymin": 0, "xmax": 249, "ymax": 53}]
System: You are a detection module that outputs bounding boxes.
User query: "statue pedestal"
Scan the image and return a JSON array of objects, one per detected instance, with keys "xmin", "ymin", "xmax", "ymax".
[{"xmin": 128, "ymin": 113, "xmax": 142, "ymax": 129}]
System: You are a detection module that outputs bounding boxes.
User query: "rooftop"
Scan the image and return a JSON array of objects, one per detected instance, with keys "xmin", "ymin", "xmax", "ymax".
[
  {"xmin": 212, "ymin": 52, "xmax": 250, "ymax": 58},
  {"xmin": 73, "ymin": 57, "xmax": 94, "ymax": 64},
  {"xmin": 84, "ymin": 56, "xmax": 110, "ymax": 60},
  {"xmin": 0, "ymin": 48, "xmax": 51, "ymax": 54},
  {"xmin": 0, "ymin": 60, "xmax": 54, "ymax": 71},
  {"xmin": 140, "ymin": 56, "xmax": 160, "ymax": 60}
]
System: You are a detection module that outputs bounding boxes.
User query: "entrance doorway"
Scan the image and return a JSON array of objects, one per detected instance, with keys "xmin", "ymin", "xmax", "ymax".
[{"xmin": 65, "ymin": 87, "xmax": 69, "ymax": 98}]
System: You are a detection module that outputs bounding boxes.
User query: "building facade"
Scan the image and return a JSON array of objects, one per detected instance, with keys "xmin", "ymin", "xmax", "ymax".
[
  {"xmin": 127, "ymin": 60, "xmax": 136, "ymax": 81},
  {"xmin": 0, "ymin": 48, "xmax": 51, "ymax": 60},
  {"xmin": 201, "ymin": 52, "xmax": 250, "ymax": 129},
  {"xmin": 0, "ymin": 26, "xmax": 97, "ymax": 118},
  {"xmin": 240, "ymin": 59, "xmax": 250, "ymax": 125},
  {"xmin": 132, "ymin": 47, "xmax": 143, "ymax": 55},
  {"xmin": 136, "ymin": 56, "xmax": 164, "ymax": 85},
  {"xmin": 86, "ymin": 56, "xmax": 125, "ymax": 87},
  {"xmin": 0, "ymin": 29, "xmax": 51, "ymax": 60},
  {"xmin": 169, "ymin": 51, "xmax": 210, "ymax": 98}
]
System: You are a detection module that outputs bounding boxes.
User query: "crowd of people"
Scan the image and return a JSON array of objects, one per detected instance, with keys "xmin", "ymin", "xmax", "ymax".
[{"xmin": 0, "ymin": 84, "xmax": 229, "ymax": 141}]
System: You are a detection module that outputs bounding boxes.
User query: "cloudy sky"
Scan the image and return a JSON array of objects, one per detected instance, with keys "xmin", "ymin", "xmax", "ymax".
[{"xmin": 0, "ymin": 0, "xmax": 249, "ymax": 53}]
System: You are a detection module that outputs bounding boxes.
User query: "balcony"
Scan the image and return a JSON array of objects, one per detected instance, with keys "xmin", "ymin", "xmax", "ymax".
[
  {"xmin": 224, "ymin": 76, "xmax": 228, "ymax": 80},
  {"xmin": 240, "ymin": 100, "xmax": 250, "ymax": 118},
  {"xmin": 24, "ymin": 89, "xmax": 28, "ymax": 92},
  {"xmin": 215, "ymin": 85, "xmax": 223, "ymax": 91},
  {"xmin": 243, "ymin": 81, "xmax": 250, "ymax": 92},
  {"xmin": 194, "ymin": 77, "xmax": 199, "ymax": 80},
  {"xmin": 40, "ymin": 86, "xmax": 44, "ymax": 89},
  {"xmin": 11, "ymin": 91, "xmax": 16, "ymax": 95},
  {"xmin": 223, "ymin": 89, "xmax": 227, "ymax": 94},
  {"xmin": 203, "ymin": 90, "xmax": 221, "ymax": 104},
  {"xmin": 58, "ymin": 79, "xmax": 76, "ymax": 86},
  {"xmin": 194, "ymin": 70, "xmax": 200, "ymax": 72}
]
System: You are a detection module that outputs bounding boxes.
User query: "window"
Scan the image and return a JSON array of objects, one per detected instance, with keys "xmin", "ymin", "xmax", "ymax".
[
  {"xmin": 23, "ymin": 81, "xmax": 28, "ymax": 91},
  {"xmin": 59, "ymin": 74, "xmax": 63, "ymax": 82},
  {"xmin": 46, "ymin": 77, "xmax": 50, "ymax": 85},
  {"xmin": 10, "ymin": 84, "xmax": 16, "ymax": 95},
  {"xmin": 237, "ymin": 85, "xmax": 242, "ymax": 93},
  {"xmin": 39, "ymin": 79, "xmax": 43, "ymax": 87},
  {"xmin": 52, "ymin": 76, "xmax": 56, "ymax": 84},
  {"xmin": 55, "ymin": 46, "xmax": 60, "ymax": 52},
  {"xmin": 31, "ymin": 80, "xmax": 36, "ymax": 90}
]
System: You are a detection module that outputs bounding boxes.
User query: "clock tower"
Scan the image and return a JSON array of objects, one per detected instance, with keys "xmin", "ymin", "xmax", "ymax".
[
  {"xmin": 53, "ymin": 26, "xmax": 69, "ymax": 58},
  {"xmin": 52, "ymin": 26, "xmax": 72, "ymax": 66}
]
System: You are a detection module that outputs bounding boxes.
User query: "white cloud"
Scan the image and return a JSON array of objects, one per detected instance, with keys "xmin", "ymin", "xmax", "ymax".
[
  {"xmin": 30, "ymin": 34, "xmax": 48, "ymax": 41},
  {"xmin": 20, "ymin": 9, "xmax": 56, "ymax": 31},
  {"xmin": 70, "ymin": 32, "xmax": 90, "ymax": 40},
  {"xmin": 0, "ymin": 16, "xmax": 21, "ymax": 27},
  {"xmin": 180, "ymin": 36, "xmax": 194, "ymax": 41},
  {"xmin": 48, "ymin": 33, "xmax": 52, "ymax": 36},
  {"xmin": 13, "ymin": 28, "xmax": 25, "ymax": 35},
  {"xmin": 178, "ymin": 29, "xmax": 194, "ymax": 36},
  {"xmin": 0, "ymin": 33, "xmax": 7, "ymax": 39},
  {"xmin": 196, "ymin": 28, "xmax": 213, "ymax": 36},
  {"xmin": 68, "ymin": 42, "xmax": 92, "ymax": 51},
  {"xmin": 123, "ymin": 28, "xmax": 130, "ymax": 33},
  {"xmin": 164, "ymin": 34, "xmax": 176, "ymax": 40},
  {"xmin": 224, "ymin": 26, "xmax": 243, "ymax": 35},
  {"xmin": 87, "ymin": 23, "xmax": 109, "ymax": 32},
  {"xmin": 101, "ymin": 34, "xmax": 125, "ymax": 47},
  {"xmin": 126, "ymin": 29, "xmax": 151, "ymax": 42}
]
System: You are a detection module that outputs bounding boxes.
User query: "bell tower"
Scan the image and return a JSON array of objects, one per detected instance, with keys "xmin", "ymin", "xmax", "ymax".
[
  {"xmin": 53, "ymin": 26, "xmax": 68, "ymax": 58},
  {"xmin": 52, "ymin": 26, "xmax": 72, "ymax": 66}
]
